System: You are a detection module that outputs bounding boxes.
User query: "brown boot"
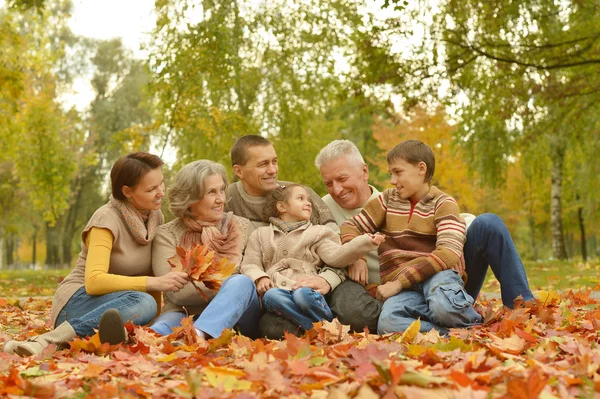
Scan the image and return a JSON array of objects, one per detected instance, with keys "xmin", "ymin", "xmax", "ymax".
[
  {"xmin": 98, "ymin": 308, "xmax": 128, "ymax": 345},
  {"xmin": 14, "ymin": 322, "xmax": 77, "ymax": 357}
]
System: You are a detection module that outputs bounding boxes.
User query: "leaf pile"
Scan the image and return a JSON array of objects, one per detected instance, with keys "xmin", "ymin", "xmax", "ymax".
[
  {"xmin": 167, "ymin": 244, "xmax": 236, "ymax": 300},
  {"xmin": 1, "ymin": 290, "xmax": 600, "ymax": 398}
]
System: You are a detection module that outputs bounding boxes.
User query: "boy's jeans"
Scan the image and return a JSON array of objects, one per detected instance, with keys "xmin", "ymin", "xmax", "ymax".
[
  {"xmin": 378, "ymin": 270, "xmax": 483, "ymax": 335},
  {"xmin": 150, "ymin": 275, "xmax": 261, "ymax": 339},
  {"xmin": 56, "ymin": 287, "xmax": 157, "ymax": 337},
  {"xmin": 262, "ymin": 287, "xmax": 333, "ymax": 331}
]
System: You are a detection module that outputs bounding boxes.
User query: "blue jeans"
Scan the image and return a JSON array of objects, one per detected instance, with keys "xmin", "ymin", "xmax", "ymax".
[
  {"xmin": 464, "ymin": 213, "xmax": 534, "ymax": 308},
  {"xmin": 55, "ymin": 287, "xmax": 157, "ymax": 337},
  {"xmin": 262, "ymin": 287, "xmax": 333, "ymax": 331},
  {"xmin": 150, "ymin": 275, "xmax": 261, "ymax": 339},
  {"xmin": 378, "ymin": 270, "xmax": 482, "ymax": 334}
]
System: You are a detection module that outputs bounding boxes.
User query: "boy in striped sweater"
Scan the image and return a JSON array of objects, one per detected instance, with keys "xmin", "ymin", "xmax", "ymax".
[{"xmin": 341, "ymin": 140, "xmax": 483, "ymax": 334}]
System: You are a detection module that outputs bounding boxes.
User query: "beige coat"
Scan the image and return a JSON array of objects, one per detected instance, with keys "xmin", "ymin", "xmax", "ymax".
[
  {"xmin": 152, "ymin": 216, "xmax": 252, "ymax": 315},
  {"xmin": 240, "ymin": 222, "xmax": 377, "ymax": 291}
]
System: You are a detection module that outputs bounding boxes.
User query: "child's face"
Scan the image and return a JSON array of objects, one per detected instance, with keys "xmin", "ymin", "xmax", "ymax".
[
  {"xmin": 278, "ymin": 186, "xmax": 313, "ymax": 222},
  {"xmin": 388, "ymin": 158, "xmax": 429, "ymax": 201}
]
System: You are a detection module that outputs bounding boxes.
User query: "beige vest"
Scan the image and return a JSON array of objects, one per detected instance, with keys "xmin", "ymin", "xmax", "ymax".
[{"xmin": 50, "ymin": 202, "xmax": 162, "ymax": 327}]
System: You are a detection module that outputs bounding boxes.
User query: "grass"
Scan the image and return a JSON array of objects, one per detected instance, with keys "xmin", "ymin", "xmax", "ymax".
[
  {"xmin": 482, "ymin": 259, "xmax": 600, "ymax": 295},
  {"xmin": 0, "ymin": 268, "xmax": 70, "ymax": 297},
  {"xmin": 0, "ymin": 259, "xmax": 598, "ymax": 298}
]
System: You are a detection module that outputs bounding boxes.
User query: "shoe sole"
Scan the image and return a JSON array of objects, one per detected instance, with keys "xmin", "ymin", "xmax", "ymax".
[
  {"xmin": 15, "ymin": 345, "xmax": 36, "ymax": 357},
  {"xmin": 98, "ymin": 309, "xmax": 126, "ymax": 345}
]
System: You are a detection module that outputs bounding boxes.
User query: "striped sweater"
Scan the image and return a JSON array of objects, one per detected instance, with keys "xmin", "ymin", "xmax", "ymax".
[{"xmin": 340, "ymin": 186, "xmax": 466, "ymax": 290}]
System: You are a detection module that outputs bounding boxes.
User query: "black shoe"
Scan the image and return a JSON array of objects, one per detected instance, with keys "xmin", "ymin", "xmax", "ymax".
[{"xmin": 98, "ymin": 309, "xmax": 127, "ymax": 345}]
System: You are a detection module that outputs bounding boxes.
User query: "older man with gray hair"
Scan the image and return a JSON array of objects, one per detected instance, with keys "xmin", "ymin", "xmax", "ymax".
[{"xmin": 314, "ymin": 140, "xmax": 534, "ymax": 332}]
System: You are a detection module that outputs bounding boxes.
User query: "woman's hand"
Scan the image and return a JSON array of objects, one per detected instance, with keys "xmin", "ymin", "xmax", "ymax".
[
  {"xmin": 376, "ymin": 280, "xmax": 402, "ymax": 302},
  {"xmin": 256, "ymin": 276, "xmax": 275, "ymax": 295},
  {"xmin": 147, "ymin": 271, "xmax": 189, "ymax": 292},
  {"xmin": 369, "ymin": 233, "xmax": 386, "ymax": 246}
]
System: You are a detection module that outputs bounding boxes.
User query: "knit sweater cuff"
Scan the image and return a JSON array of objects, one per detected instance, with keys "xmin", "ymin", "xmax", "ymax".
[{"xmin": 319, "ymin": 269, "xmax": 343, "ymax": 292}]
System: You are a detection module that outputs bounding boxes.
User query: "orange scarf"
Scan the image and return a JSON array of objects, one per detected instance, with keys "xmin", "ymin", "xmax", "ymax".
[{"xmin": 179, "ymin": 212, "xmax": 243, "ymax": 265}]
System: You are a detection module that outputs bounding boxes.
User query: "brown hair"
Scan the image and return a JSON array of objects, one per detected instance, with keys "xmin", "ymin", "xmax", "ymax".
[
  {"xmin": 386, "ymin": 140, "xmax": 435, "ymax": 183},
  {"xmin": 263, "ymin": 184, "xmax": 310, "ymax": 220},
  {"xmin": 230, "ymin": 135, "xmax": 272, "ymax": 167},
  {"xmin": 111, "ymin": 152, "xmax": 164, "ymax": 200}
]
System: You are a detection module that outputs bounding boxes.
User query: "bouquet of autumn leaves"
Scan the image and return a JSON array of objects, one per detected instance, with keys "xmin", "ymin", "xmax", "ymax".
[{"xmin": 167, "ymin": 244, "xmax": 236, "ymax": 301}]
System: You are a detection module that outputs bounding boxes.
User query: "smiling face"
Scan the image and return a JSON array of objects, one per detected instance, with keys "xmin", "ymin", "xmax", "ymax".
[
  {"xmin": 388, "ymin": 158, "xmax": 430, "ymax": 203},
  {"xmin": 233, "ymin": 144, "xmax": 279, "ymax": 197},
  {"xmin": 122, "ymin": 167, "xmax": 165, "ymax": 211},
  {"xmin": 189, "ymin": 174, "xmax": 227, "ymax": 224},
  {"xmin": 319, "ymin": 155, "xmax": 372, "ymax": 210},
  {"xmin": 277, "ymin": 186, "xmax": 313, "ymax": 222}
]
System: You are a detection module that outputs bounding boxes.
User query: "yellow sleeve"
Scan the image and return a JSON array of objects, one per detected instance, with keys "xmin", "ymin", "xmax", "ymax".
[{"xmin": 84, "ymin": 227, "xmax": 148, "ymax": 295}]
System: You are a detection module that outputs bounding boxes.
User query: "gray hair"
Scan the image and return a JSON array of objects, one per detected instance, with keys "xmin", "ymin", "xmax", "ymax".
[
  {"xmin": 168, "ymin": 160, "xmax": 228, "ymax": 219},
  {"xmin": 314, "ymin": 140, "xmax": 365, "ymax": 169}
]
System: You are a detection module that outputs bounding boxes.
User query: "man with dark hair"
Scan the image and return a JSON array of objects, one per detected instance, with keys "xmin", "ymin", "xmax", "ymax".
[
  {"xmin": 226, "ymin": 135, "xmax": 343, "ymax": 338},
  {"xmin": 226, "ymin": 134, "xmax": 338, "ymax": 230}
]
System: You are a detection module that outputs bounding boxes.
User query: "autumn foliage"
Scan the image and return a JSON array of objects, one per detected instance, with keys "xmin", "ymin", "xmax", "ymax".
[
  {"xmin": 2, "ymin": 289, "xmax": 600, "ymax": 398},
  {"xmin": 167, "ymin": 244, "xmax": 236, "ymax": 301}
]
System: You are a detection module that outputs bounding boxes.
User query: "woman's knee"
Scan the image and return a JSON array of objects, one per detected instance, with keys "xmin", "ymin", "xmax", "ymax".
[
  {"xmin": 124, "ymin": 292, "xmax": 157, "ymax": 325},
  {"xmin": 223, "ymin": 274, "xmax": 255, "ymax": 292}
]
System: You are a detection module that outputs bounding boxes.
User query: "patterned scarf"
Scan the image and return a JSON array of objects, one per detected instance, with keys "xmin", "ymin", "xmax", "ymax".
[
  {"xmin": 179, "ymin": 211, "xmax": 243, "ymax": 265},
  {"xmin": 269, "ymin": 217, "xmax": 309, "ymax": 233},
  {"xmin": 109, "ymin": 195, "xmax": 160, "ymax": 245}
]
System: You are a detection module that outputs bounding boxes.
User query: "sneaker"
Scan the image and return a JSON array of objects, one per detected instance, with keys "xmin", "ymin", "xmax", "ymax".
[{"xmin": 98, "ymin": 309, "xmax": 127, "ymax": 345}]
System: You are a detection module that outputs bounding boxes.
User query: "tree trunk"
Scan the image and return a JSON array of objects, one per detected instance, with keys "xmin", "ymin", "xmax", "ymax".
[
  {"xmin": 527, "ymin": 215, "xmax": 538, "ymax": 260},
  {"xmin": 6, "ymin": 233, "xmax": 14, "ymax": 267},
  {"xmin": 45, "ymin": 223, "xmax": 60, "ymax": 268},
  {"xmin": 32, "ymin": 228, "xmax": 37, "ymax": 267},
  {"xmin": 576, "ymin": 196, "xmax": 587, "ymax": 261},
  {"xmin": 549, "ymin": 135, "xmax": 567, "ymax": 260},
  {"xmin": 526, "ymin": 174, "xmax": 538, "ymax": 260}
]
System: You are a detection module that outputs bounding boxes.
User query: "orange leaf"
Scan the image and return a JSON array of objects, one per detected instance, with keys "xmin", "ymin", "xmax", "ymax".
[{"xmin": 502, "ymin": 367, "xmax": 548, "ymax": 399}]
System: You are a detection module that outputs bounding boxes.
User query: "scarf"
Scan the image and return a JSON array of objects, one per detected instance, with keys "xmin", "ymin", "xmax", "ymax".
[
  {"xmin": 109, "ymin": 195, "xmax": 160, "ymax": 245},
  {"xmin": 179, "ymin": 211, "xmax": 243, "ymax": 264},
  {"xmin": 269, "ymin": 217, "xmax": 309, "ymax": 233}
]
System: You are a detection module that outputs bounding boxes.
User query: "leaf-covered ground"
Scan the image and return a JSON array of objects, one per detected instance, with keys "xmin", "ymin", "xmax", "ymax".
[{"xmin": 2, "ymin": 289, "xmax": 600, "ymax": 398}]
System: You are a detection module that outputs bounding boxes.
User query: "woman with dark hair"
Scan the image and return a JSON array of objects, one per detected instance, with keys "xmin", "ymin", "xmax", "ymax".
[
  {"xmin": 149, "ymin": 160, "xmax": 260, "ymax": 340},
  {"xmin": 2, "ymin": 152, "xmax": 188, "ymax": 357}
]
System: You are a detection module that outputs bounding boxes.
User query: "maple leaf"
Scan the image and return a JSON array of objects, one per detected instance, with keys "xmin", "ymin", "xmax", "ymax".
[
  {"xmin": 487, "ymin": 332, "xmax": 528, "ymax": 355},
  {"xmin": 168, "ymin": 244, "xmax": 236, "ymax": 301},
  {"xmin": 501, "ymin": 366, "xmax": 548, "ymax": 399}
]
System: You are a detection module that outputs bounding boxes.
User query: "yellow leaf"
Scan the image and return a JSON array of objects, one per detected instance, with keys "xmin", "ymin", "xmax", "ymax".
[
  {"xmin": 204, "ymin": 367, "xmax": 252, "ymax": 392},
  {"xmin": 157, "ymin": 353, "xmax": 178, "ymax": 362},
  {"xmin": 535, "ymin": 290, "xmax": 561, "ymax": 305},
  {"xmin": 396, "ymin": 319, "xmax": 421, "ymax": 343}
]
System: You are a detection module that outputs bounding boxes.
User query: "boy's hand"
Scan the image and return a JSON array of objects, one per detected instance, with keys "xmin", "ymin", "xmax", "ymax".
[
  {"xmin": 348, "ymin": 259, "xmax": 369, "ymax": 286},
  {"xmin": 376, "ymin": 281, "xmax": 403, "ymax": 302},
  {"xmin": 369, "ymin": 233, "xmax": 386, "ymax": 246},
  {"xmin": 256, "ymin": 277, "xmax": 275, "ymax": 295}
]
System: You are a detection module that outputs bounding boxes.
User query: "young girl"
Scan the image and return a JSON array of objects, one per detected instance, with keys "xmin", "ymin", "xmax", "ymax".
[{"xmin": 241, "ymin": 184, "xmax": 384, "ymax": 331}]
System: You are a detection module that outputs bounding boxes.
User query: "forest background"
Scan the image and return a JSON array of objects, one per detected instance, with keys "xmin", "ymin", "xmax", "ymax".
[{"xmin": 0, "ymin": 0, "xmax": 598, "ymax": 271}]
